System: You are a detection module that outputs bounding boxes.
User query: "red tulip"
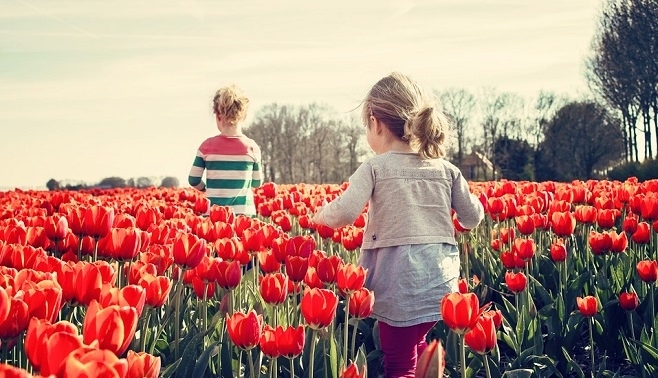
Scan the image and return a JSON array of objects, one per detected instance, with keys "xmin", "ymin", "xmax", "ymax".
[
  {"xmin": 457, "ymin": 277, "xmax": 469, "ymax": 293},
  {"xmin": 82, "ymin": 205, "xmax": 114, "ymax": 238},
  {"xmin": 135, "ymin": 207, "xmax": 160, "ymax": 232},
  {"xmin": 589, "ymin": 231, "xmax": 612, "ymax": 255},
  {"xmin": 213, "ymin": 260, "xmax": 242, "ymax": 290},
  {"xmin": 340, "ymin": 362, "xmax": 366, "ymax": 378},
  {"xmin": 126, "ymin": 350, "xmax": 161, "ymax": 378},
  {"xmin": 259, "ymin": 325, "xmax": 281, "ymax": 358},
  {"xmin": 637, "ymin": 260, "xmax": 658, "ymax": 283},
  {"xmin": 316, "ymin": 255, "xmax": 343, "ymax": 285},
  {"xmin": 415, "ymin": 339, "xmax": 445, "ymax": 378},
  {"xmin": 98, "ymin": 227, "xmax": 142, "ymax": 261},
  {"xmin": 277, "ymin": 325, "xmax": 306, "ymax": 358},
  {"xmin": 0, "ymin": 287, "xmax": 9, "ymax": 326},
  {"xmin": 574, "ymin": 205, "xmax": 597, "ymax": 224},
  {"xmin": 259, "ymin": 272, "xmax": 288, "ymax": 305},
  {"xmin": 44, "ymin": 214, "xmax": 69, "ymax": 241},
  {"xmin": 551, "ymin": 211, "xmax": 576, "ymax": 237},
  {"xmin": 139, "ymin": 274, "xmax": 173, "ymax": 308},
  {"xmin": 464, "ymin": 314, "xmax": 497, "ymax": 355},
  {"xmin": 440, "ymin": 292, "xmax": 480, "ymax": 334},
  {"xmin": 82, "ymin": 299, "xmax": 139, "ymax": 356},
  {"xmin": 0, "ymin": 297, "xmax": 29, "ymax": 340},
  {"xmin": 304, "ymin": 267, "xmax": 324, "ymax": 289},
  {"xmin": 99, "ymin": 284, "xmax": 146, "ymax": 318},
  {"xmin": 59, "ymin": 346, "xmax": 128, "ymax": 378},
  {"xmin": 640, "ymin": 193, "xmax": 658, "ymax": 221},
  {"xmin": 500, "ymin": 250, "xmax": 525, "ymax": 270},
  {"xmin": 550, "ymin": 240, "xmax": 567, "ymax": 263},
  {"xmin": 24, "ymin": 318, "xmax": 83, "ymax": 375},
  {"xmin": 257, "ymin": 250, "xmax": 281, "ymax": 274},
  {"xmin": 512, "ymin": 238, "xmax": 535, "ymax": 261},
  {"xmin": 515, "ymin": 215, "xmax": 535, "ymax": 235},
  {"xmin": 16, "ymin": 279, "xmax": 63, "ymax": 323},
  {"xmin": 226, "ymin": 310, "xmax": 263, "ymax": 350},
  {"xmin": 209, "ymin": 205, "xmax": 235, "ymax": 225},
  {"xmin": 619, "ymin": 291, "xmax": 639, "ymax": 312},
  {"xmin": 285, "ymin": 256, "xmax": 309, "ymax": 283},
  {"xmin": 337, "ymin": 263, "xmax": 367, "ymax": 295},
  {"xmin": 631, "ymin": 222, "xmax": 651, "ymax": 244},
  {"xmin": 610, "ymin": 230, "xmax": 628, "ymax": 253},
  {"xmin": 301, "ymin": 288, "xmax": 339, "ymax": 330},
  {"xmin": 348, "ymin": 288, "xmax": 375, "ymax": 319},
  {"xmin": 596, "ymin": 208, "xmax": 619, "ymax": 229},
  {"xmin": 576, "ymin": 296, "xmax": 598, "ymax": 317},
  {"xmin": 172, "ymin": 232, "xmax": 207, "ymax": 269},
  {"xmin": 622, "ymin": 213, "xmax": 639, "ymax": 234},
  {"xmin": 505, "ymin": 271, "xmax": 527, "ymax": 294}
]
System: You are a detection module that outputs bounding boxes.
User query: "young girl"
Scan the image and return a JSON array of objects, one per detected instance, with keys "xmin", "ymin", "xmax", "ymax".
[
  {"xmin": 312, "ymin": 72, "xmax": 484, "ymax": 377},
  {"xmin": 188, "ymin": 85, "xmax": 262, "ymax": 216}
]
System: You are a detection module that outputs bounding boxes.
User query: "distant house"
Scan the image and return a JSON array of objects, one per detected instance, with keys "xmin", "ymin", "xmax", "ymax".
[{"xmin": 454, "ymin": 151, "xmax": 497, "ymax": 181}]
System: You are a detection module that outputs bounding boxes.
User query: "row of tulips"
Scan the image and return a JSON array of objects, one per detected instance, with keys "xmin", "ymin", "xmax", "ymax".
[{"xmin": 3, "ymin": 176, "xmax": 658, "ymax": 377}]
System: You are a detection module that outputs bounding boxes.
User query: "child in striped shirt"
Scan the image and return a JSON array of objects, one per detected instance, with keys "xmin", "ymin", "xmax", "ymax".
[{"xmin": 188, "ymin": 85, "xmax": 262, "ymax": 216}]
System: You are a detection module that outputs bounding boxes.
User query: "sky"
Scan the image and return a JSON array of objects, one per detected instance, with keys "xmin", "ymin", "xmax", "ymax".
[{"xmin": 0, "ymin": 0, "xmax": 602, "ymax": 190}]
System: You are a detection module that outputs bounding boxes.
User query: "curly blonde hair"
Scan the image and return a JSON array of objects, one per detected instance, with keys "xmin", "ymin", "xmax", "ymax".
[
  {"xmin": 361, "ymin": 72, "xmax": 452, "ymax": 159},
  {"xmin": 212, "ymin": 85, "xmax": 249, "ymax": 124}
]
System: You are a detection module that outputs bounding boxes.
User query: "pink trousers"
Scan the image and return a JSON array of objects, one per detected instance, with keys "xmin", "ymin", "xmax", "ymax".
[{"xmin": 378, "ymin": 321, "xmax": 436, "ymax": 378}]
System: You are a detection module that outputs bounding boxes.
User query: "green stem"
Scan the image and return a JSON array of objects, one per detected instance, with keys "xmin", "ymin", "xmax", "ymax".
[
  {"xmin": 140, "ymin": 307, "xmax": 152, "ymax": 351},
  {"xmin": 290, "ymin": 356, "xmax": 295, "ymax": 378},
  {"xmin": 628, "ymin": 311, "xmax": 636, "ymax": 341},
  {"xmin": 589, "ymin": 317, "xmax": 595, "ymax": 378},
  {"xmin": 117, "ymin": 260, "xmax": 124, "ymax": 288},
  {"xmin": 93, "ymin": 237, "xmax": 99, "ymax": 261},
  {"xmin": 460, "ymin": 333, "xmax": 467, "ymax": 378},
  {"xmin": 309, "ymin": 330, "xmax": 317, "ymax": 378},
  {"xmin": 174, "ymin": 277, "xmax": 183, "ymax": 360},
  {"xmin": 350, "ymin": 319, "xmax": 358, "ymax": 361},
  {"xmin": 343, "ymin": 299, "xmax": 350, "ymax": 369},
  {"xmin": 483, "ymin": 354, "xmax": 492, "ymax": 378},
  {"xmin": 248, "ymin": 349, "xmax": 256, "ymax": 378},
  {"xmin": 76, "ymin": 236, "xmax": 83, "ymax": 262},
  {"xmin": 651, "ymin": 284, "xmax": 656, "ymax": 343}
]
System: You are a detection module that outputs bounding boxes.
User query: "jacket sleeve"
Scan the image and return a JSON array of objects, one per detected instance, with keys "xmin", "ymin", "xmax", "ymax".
[
  {"xmin": 451, "ymin": 170, "xmax": 484, "ymax": 230},
  {"xmin": 320, "ymin": 161, "xmax": 373, "ymax": 228}
]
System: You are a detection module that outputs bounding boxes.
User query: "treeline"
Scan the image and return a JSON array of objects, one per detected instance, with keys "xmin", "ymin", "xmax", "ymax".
[
  {"xmin": 44, "ymin": 0, "xmax": 658, "ymax": 188},
  {"xmin": 45, "ymin": 176, "xmax": 180, "ymax": 191},
  {"xmin": 243, "ymin": 0, "xmax": 657, "ymax": 184}
]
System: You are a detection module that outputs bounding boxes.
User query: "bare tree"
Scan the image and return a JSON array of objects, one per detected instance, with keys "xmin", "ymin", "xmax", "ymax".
[{"xmin": 438, "ymin": 88, "xmax": 476, "ymax": 165}]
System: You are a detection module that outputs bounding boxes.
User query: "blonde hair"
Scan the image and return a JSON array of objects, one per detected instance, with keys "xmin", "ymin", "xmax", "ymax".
[
  {"xmin": 361, "ymin": 72, "xmax": 452, "ymax": 159},
  {"xmin": 212, "ymin": 85, "xmax": 249, "ymax": 124}
]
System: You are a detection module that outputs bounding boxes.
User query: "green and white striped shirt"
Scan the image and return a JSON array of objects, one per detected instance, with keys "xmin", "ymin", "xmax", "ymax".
[{"xmin": 188, "ymin": 134, "xmax": 262, "ymax": 216}]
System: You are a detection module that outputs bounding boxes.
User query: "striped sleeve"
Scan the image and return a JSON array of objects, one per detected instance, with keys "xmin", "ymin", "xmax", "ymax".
[
  {"xmin": 251, "ymin": 145, "xmax": 262, "ymax": 188},
  {"xmin": 188, "ymin": 150, "xmax": 206, "ymax": 189}
]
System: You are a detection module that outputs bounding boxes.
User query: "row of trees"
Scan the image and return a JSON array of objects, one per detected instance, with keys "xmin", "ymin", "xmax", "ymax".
[
  {"xmin": 43, "ymin": 0, "xmax": 656, "ymax": 188},
  {"xmin": 587, "ymin": 0, "xmax": 658, "ymax": 163},
  {"xmin": 244, "ymin": 0, "xmax": 655, "ymax": 184},
  {"xmin": 45, "ymin": 176, "xmax": 180, "ymax": 191}
]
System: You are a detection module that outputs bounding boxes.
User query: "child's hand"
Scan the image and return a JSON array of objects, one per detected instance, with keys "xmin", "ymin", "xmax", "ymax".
[{"xmin": 312, "ymin": 206, "xmax": 325, "ymax": 225}]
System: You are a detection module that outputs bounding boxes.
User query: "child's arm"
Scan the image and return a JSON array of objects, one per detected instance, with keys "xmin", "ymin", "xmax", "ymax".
[
  {"xmin": 188, "ymin": 151, "xmax": 206, "ymax": 191},
  {"xmin": 313, "ymin": 162, "xmax": 373, "ymax": 228},
  {"xmin": 451, "ymin": 171, "xmax": 485, "ymax": 229}
]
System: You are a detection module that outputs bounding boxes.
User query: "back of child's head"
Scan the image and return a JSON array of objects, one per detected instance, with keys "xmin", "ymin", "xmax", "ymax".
[
  {"xmin": 212, "ymin": 85, "xmax": 250, "ymax": 123},
  {"xmin": 362, "ymin": 72, "xmax": 452, "ymax": 159}
]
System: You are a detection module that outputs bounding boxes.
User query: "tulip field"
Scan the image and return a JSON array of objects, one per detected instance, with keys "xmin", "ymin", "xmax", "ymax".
[{"xmin": 1, "ymin": 178, "xmax": 658, "ymax": 377}]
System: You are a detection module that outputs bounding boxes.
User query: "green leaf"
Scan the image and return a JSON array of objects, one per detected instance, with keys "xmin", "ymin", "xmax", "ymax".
[
  {"xmin": 175, "ymin": 329, "xmax": 206, "ymax": 378},
  {"xmin": 160, "ymin": 358, "xmax": 181, "ymax": 378},
  {"xmin": 561, "ymin": 346, "xmax": 584, "ymax": 377},
  {"xmin": 502, "ymin": 368, "xmax": 534, "ymax": 378},
  {"xmin": 191, "ymin": 341, "xmax": 220, "ymax": 378}
]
